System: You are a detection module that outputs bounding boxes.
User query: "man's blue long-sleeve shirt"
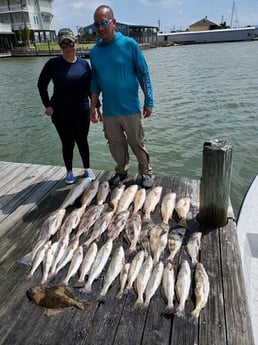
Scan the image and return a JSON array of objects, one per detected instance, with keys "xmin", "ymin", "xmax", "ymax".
[{"xmin": 90, "ymin": 32, "xmax": 153, "ymax": 117}]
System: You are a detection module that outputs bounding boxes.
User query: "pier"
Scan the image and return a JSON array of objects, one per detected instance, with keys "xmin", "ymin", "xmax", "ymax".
[{"xmin": 0, "ymin": 158, "xmax": 254, "ymax": 345}]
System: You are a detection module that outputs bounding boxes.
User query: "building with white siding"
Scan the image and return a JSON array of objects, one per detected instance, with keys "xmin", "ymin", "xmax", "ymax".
[{"xmin": 0, "ymin": 0, "xmax": 55, "ymax": 49}]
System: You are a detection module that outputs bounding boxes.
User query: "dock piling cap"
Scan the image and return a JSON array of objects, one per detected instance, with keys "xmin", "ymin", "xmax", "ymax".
[{"xmin": 204, "ymin": 139, "xmax": 232, "ymax": 150}]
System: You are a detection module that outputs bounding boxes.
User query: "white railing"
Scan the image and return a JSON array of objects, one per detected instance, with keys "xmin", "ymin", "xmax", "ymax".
[{"xmin": 0, "ymin": 5, "xmax": 27, "ymax": 13}]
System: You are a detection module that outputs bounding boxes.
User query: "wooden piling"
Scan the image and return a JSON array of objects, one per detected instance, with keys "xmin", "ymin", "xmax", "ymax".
[{"xmin": 199, "ymin": 139, "xmax": 233, "ymax": 227}]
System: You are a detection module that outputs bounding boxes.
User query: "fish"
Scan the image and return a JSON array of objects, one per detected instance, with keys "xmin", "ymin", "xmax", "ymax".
[
  {"xmin": 18, "ymin": 208, "xmax": 66, "ymax": 266},
  {"xmin": 116, "ymin": 262, "xmax": 130, "ymax": 299},
  {"xmin": 60, "ymin": 177, "xmax": 92, "ymax": 209},
  {"xmin": 27, "ymin": 241, "xmax": 51, "ymax": 279},
  {"xmin": 59, "ymin": 206, "xmax": 85, "ymax": 239},
  {"xmin": 175, "ymin": 259, "xmax": 191, "ymax": 316},
  {"xmin": 109, "ymin": 184, "xmax": 126, "ymax": 213},
  {"xmin": 132, "ymin": 188, "xmax": 146, "ymax": 215},
  {"xmin": 81, "ymin": 211, "xmax": 114, "ymax": 249},
  {"xmin": 96, "ymin": 180, "xmax": 110, "ymax": 205},
  {"xmin": 143, "ymin": 261, "xmax": 164, "ymax": 307},
  {"xmin": 116, "ymin": 184, "xmax": 139, "ymax": 214},
  {"xmin": 161, "ymin": 192, "xmax": 176, "ymax": 224},
  {"xmin": 142, "ymin": 186, "xmax": 163, "ymax": 221},
  {"xmin": 166, "ymin": 227, "xmax": 186, "ymax": 263},
  {"xmin": 49, "ymin": 234, "xmax": 70, "ymax": 278},
  {"xmin": 107, "ymin": 210, "xmax": 130, "ymax": 241},
  {"xmin": 27, "ymin": 284, "xmax": 90, "ymax": 316},
  {"xmin": 190, "ymin": 262, "xmax": 210, "ymax": 320},
  {"xmin": 149, "ymin": 223, "xmax": 169, "ymax": 265},
  {"xmin": 75, "ymin": 242, "xmax": 98, "ymax": 288},
  {"xmin": 175, "ymin": 197, "xmax": 191, "ymax": 227},
  {"xmin": 125, "ymin": 213, "xmax": 142, "ymax": 255},
  {"xmin": 41, "ymin": 244, "xmax": 56, "ymax": 284},
  {"xmin": 140, "ymin": 220, "xmax": 155, "ymax": 257},
  {"xmin": 80, "ymin": 179, "xmax": 100, "ymax": 208},
  {"xmin": 161, "ymin": 262, "xmax": 176, "ymax": 315},
  {"xmin": 81, "ymin": 239, "xmax": 113, "ymax": 294},
  {"xmin": 134, "ymin": 255, "xmax": 153, "ymax": 307},
  {"xmin": 76, "ymin": 204, "xmax": 104, "ymax": 238},
  {"xmin": 126, "ymin": 250, "xmax": 145, "ymax": 290},
  {"xmin": 98, "ymin": 246, "xmax": 125, "ymax": 302},
  {"xmin": 62, "ymin": 246, "xmax": 84, "ymax": 285},
  {"xmin": 186, "ymin": 232, "xmax": 202, "ymax": 265},
  {"xmin": 55, "ymin": 236, "xmax": 80, "ymax": 275}
]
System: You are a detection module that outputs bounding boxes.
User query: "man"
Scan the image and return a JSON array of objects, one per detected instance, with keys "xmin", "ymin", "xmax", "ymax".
[{"xmin": 89, "ymin": 5, "xmax": 154, "ymax": 188}]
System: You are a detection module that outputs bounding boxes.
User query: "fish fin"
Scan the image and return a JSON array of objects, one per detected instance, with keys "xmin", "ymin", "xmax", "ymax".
[
  {"xmin": 81, "ymin": 300, "xmax": 91, "ymax": 310},
  {"xmin": 43, "ymin": 307, "xmax": 66, "ymax": 316},
  {"xmin": 17, "ymin": 252, "xmax": 33, "ymax": 266}
]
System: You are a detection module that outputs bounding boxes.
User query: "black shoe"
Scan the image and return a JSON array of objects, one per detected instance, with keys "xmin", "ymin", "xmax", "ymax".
[
  {"xmin": 109, "ymin": 171, "xmax": 128, "ymax": 186},
  {"xmin": 141, "ymin": 174, "xmax": 154, "ymax": 189}
]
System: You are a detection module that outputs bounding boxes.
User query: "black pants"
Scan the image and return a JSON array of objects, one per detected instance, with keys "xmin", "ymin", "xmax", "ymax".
[{"xmin": 53, "ymin": 115, "xmax": 90, "ymax": 172}]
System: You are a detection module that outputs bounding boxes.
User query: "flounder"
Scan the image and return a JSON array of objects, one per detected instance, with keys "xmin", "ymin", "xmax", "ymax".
[{"xmin": 27, "ymin": 284, "xmax": 90, "ymax": 316}]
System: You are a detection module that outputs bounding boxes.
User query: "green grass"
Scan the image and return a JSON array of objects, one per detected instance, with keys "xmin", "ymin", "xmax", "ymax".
[{"xmin": 35, "ymin": 42, "xmax": 95, "ymax": 50}]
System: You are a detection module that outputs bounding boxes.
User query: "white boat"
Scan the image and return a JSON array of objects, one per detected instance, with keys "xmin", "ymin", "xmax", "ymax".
[
  {"xmin": 237, "ymin": 174, "xmax": 258, "ymax": 345},
  {"xmin": 157, "ymin": 26, "xmax": 256, "ymax": 45}
]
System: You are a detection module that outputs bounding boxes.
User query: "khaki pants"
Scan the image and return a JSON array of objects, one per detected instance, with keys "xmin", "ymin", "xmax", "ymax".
[{"xmin": 103, "ymin": 113, "xmax": 152, "ymax": 176}]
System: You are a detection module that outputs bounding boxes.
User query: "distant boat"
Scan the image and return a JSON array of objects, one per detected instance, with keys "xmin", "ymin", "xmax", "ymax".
[{"xmin": 157, "ymin": 26, "xmax": 256, "ymax": 45}]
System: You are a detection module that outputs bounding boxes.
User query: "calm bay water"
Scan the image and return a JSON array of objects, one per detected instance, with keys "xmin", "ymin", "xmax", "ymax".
[{"xmin": 0, "ymin": 41, "xmax": 258, "ymax": 216}]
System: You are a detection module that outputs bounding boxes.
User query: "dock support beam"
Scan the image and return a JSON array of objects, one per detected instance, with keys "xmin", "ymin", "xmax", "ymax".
[{"xmin": 199, "ymin": 140, "xmax": 233, "ymax": 227}]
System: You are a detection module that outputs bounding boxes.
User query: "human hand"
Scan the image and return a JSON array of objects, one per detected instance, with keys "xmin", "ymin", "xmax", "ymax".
[
  {"xmin": 45, "ymin": 106, "xmax": 54, "ymax": 116},
  {"xmin": 96, "ymin": 107, "xmax": 103, "ymax": 122},
  {"xmin": 90, "ymin": 109, "xmax": 102, "ymax": 123},
  {"xmin": 143, "ymin": 106, "xmax": 152, "ymax": 118}
]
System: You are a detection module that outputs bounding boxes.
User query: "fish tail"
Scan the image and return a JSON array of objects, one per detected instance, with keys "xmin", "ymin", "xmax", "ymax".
[
  {"xmin": 125, "ymin": 248, "xmax": 137, "ymax": 259},
  {"xmin": 97, "ymin": 293, "xmax": 107, "ymax": 304},
  {"xmin": 17, "ymin": 252, "xmax": 33, "ymax": 266},
  {"xmin": 73, "ymin": 280, "xmax": 85, "ymax": 288},
  {"xmin": 175, "ymin": 307, "xmax": 186, "ymax": 319},
  {"xmin": 133, "ymin": 297, "xmax": 144, "ymax": 310},
  {"xmin": 161, "ymin": 306, "xmax": 176, "ymax": 317},
  {"xmin": 116, "ymin": 291, "xmax": 123, "ymax": 299},
  {"xmin": 178, "ymin": 218, "xmax": 188, "ymax": 228},
  {"xmin": 80, "ymin": 283, "xmax": 92, "ymax": 295},
  {"xmin": 190, "ymin": 308, "xmax": 201, "ymax": 320}
]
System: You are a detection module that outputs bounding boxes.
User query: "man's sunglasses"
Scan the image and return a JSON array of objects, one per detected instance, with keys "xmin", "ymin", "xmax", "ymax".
[
  {"xmin": 60, "ymin": 41, "xmax": 75, "ymax": 49},
  {"xmin": 94, "ymin": 19, "xmax": 112, "ymax": 28}
]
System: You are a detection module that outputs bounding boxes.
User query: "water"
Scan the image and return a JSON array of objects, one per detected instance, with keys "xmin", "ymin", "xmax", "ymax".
[{"xmin": 0, "ymin": 41, "xmax": 258, "ymax": 216}]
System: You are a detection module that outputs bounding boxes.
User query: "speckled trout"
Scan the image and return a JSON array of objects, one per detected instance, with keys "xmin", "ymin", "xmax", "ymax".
[{"xmin": 190, "ymin": 262, "xmax": 210, "ymax": 320}]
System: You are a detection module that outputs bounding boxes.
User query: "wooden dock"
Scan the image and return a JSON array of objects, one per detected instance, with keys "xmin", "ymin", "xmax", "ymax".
[{"xmin": 0, "ymin": 161, "xmax": 254, "ymax": 345}]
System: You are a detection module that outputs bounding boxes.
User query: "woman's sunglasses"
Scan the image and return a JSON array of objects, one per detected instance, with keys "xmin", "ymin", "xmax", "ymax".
[{"xmin": 60, "ymin": 41, "xmax": 75, "ymax": 49}]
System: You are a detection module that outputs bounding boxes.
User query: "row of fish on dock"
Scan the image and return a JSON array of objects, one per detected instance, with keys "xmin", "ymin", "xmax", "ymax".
[{"xmin": 20, "ymin": 177, "xmax": 209, "ymax": 319}]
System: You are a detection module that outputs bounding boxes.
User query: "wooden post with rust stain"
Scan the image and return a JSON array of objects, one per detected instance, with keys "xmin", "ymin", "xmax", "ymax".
[{"xmin": 199, "ymin": 140, "xmax": 233, "ymax": 227}]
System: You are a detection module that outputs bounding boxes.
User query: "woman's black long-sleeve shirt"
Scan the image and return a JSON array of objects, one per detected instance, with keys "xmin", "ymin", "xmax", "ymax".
[{"xmin": 37, "ymin": 56, "xmax": 93, "ymax": 119}]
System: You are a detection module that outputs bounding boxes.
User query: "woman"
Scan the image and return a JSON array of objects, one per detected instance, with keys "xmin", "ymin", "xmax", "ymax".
[{"xmin": 37, "ymin": 28, "xmax": 101, "ymax": 184}]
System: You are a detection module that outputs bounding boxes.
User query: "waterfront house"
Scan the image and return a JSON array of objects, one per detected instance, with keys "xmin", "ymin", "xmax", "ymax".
[
  {"xmin": 0, "ymin": 0, "xmax": 55, "ymax": 50},
  {"xmin": 83, "ymin": 21, "xmax": 159, "ymax": 44}
]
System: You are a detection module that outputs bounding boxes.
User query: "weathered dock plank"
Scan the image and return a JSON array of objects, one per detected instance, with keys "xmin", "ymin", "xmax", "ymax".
[{"xmin": 0, "ymin": 161, "xmax": 254, "ymax": 345}]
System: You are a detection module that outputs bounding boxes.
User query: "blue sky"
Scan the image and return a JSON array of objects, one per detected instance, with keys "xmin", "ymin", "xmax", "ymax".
[{"xmin": 52, "ymin": 0, "xmax": 258, "ymax": 33}]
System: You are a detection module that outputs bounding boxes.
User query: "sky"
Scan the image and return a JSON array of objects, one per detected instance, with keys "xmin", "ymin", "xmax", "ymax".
[{"xmin": 52, "ymin": 0, "xmax": 258, "ymax": 34}]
